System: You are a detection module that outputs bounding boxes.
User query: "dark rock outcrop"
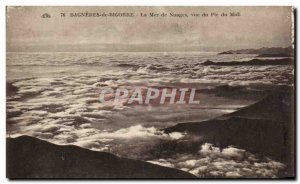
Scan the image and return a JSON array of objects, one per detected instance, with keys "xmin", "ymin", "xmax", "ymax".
[
  {"xmin": 7, "ymin": 136, "xmax": 197, "ymax": 179},
  {"xmin": 164, "ymin": 92, "xmax": 294, "ymax": 177}
]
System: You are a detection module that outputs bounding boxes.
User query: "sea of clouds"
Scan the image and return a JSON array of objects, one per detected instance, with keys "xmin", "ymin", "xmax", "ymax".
[{"xmin": 7, "ymin": 52, "xmax": 292, "ymax": 178}]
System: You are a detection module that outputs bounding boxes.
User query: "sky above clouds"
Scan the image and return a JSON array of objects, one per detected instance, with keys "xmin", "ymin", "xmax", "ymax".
[{"xmin": 7, "ymin": 6, "xmax": 293, "ymax": 52}]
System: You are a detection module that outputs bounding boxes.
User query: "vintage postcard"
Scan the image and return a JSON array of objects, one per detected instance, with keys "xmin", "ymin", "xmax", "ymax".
[{"xmin": 6, "ymin": 6, "xmax": 295, "ymax": 179}]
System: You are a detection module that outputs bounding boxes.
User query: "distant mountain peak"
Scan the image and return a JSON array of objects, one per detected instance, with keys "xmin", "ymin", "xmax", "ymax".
[{"xmin": 218, "ymin": 46, "xmax": 294, "ymax": 57}]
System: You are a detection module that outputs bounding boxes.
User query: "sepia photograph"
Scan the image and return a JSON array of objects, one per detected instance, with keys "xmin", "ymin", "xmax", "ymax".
[{"xmin": 6, "ymin": 6, "xmax": 295, "ymax": 179}]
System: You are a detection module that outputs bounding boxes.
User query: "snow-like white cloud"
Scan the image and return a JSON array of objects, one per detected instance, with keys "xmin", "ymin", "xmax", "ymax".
[{"xmin": 147, "ymin": 143, "xmax": 286, "ymax": 178}]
